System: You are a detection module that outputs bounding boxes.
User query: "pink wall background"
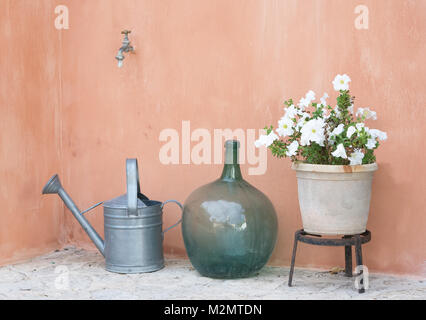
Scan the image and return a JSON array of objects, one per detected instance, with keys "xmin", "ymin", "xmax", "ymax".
[
  {"xmin": 0, "ymin": 1, "xmax": 65, "ymax": 264},
  {"xmin": 1, "ymin": 0, "xmax": 425, "ymax": 275}
]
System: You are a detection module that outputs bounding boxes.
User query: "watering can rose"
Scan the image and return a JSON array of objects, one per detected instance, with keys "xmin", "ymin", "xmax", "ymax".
[{"xmin": 255, "ymin": 74, "xmax": 387, "ymax": 165}]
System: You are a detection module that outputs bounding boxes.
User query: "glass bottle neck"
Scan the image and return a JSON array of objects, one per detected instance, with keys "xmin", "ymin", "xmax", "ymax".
[
  {"xmin": 220, "ymin": 164, "xmax": 242, "ymax": 180},
  {"xmin": 220, "ymin": 141, "xmax": 242, "ymax": 181}
]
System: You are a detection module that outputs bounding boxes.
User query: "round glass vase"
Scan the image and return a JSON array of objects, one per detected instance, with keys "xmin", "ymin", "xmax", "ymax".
[{"xmin": 182, "ymin": 140, "xmax": 278, "ymax": 279}]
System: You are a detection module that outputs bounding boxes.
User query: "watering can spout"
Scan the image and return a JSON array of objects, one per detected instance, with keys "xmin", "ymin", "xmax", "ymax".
[{"xmin": 42, "ymin": 174, "xmax": 105, "ymax": 256}]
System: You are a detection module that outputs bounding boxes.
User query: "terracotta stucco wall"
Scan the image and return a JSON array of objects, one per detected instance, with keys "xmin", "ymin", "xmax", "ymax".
[
  {"xmin": 1, "ymin": 0, "xmax": 425, "ymax": 276},
  {"xmin": 0, "ymin": 0, "xmax": 65, "ymax": 264}
]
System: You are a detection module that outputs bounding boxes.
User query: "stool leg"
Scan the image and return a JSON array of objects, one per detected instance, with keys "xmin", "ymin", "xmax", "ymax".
[
  {"xmin": 344, "ymin": 245, "xmax": 352, "ymax": 277},
  {"xmin": 354, "ymin": 235, "xmax": 365, "ymax": 293},
  {"xmin": 343, "ymin": 236, "xmax": 352, "ymax": 277},
  {"xmin": 288, "ymin": 232, "xmax": 299, "ymax": 287}
]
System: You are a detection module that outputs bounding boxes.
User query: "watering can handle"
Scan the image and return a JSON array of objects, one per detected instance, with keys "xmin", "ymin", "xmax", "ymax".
[
  {"xmin": 161, "ymin": 200, "xmax": 183, "ymax": 234},
  {"xmin": 126, "ymin": 158, "xmax": 141, "ymax": 216}
]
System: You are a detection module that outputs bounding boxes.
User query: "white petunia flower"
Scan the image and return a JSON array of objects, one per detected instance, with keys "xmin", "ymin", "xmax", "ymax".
[
  {"xmin": 255, "ymin": 131, "xmax": 279, "ymax": 148},
  {"xmin": 276, "ymin": 116, "xmax": 294, "ymax": 137},
  {"xmin": 300, "ymin": 118, "xmax": 326, "ymax": 146},
  {"xmin": 356, "ymin": 123, "xmax": 365, "ymax": 131},
  {"xmin": 356, "ymin": 107, "xmax": 377, "ymax": 120},
  {"xmin": 298, "ymin": 97, "xmax": 309, "ymax": 109},
  {"xmin": 286, "ymin": 140, "xmax": 299, "ymax": 157},
  {"xmin": 283, "ymin": 105, "xmax": 299, "ymax": 119},
  {"xmin": 306, "ymin": 90, "xmax": 316, "ymax": 100},
  {"xmin": 348, "ymin": 104, "xmax": 354, "ymax": 114},
  {"xmin": 298, "ymin": 90, "xmax": 316, "ymax": 109},
  {"xmin": 333, "ymin": 105, "xmax": 341, "ymax": 118},
  {"xmin": 332, "ymin": 74, "xmax": 351, "ymax": 91},
  {"xmin": 331, "ymin": 124, "xmax": 345, "ymax": 136},
  {"xmin": 296, "ymin": 112, "xmax": 310, "ymax": 130},
  {"xmin": 366, "ymin": 138, "xmax": 377, "ymax": 149},
  {"xmin": 369, "ymin": 129, "xmax": 387, "ymax": 141},
  {"xmin": 319, "ymin": 92, "xmax": 329, "ymax": 106},
  {"xmin": 346, "ymin": 126, "xmax": 357, "ymax": 138},
  {"xmin": 348, "ymin": 149, "xmax": 365, "ymax": 165},
  {"xmin": 322, "ymin": 108, "xmax": 330, "ymax": 119},
  {"xmin": 331, "ymin": 143, "xmax": 347, "ymax": 159}
]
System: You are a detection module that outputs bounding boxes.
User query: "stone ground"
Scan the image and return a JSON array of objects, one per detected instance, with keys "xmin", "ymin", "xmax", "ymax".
[{"xmin": 0, "ymin": 247, "xmax": 424, "ymax": 300}]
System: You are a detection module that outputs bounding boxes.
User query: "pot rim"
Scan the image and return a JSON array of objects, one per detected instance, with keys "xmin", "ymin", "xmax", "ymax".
[{"xmin": 291, "ymin": 162, "xmax": 378, "ymax": 173}]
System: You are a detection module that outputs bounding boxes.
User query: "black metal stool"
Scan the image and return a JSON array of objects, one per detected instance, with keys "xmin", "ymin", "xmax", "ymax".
[{"xmin": 288, "ymin": 229, "xmax": 371, "ymax": 293}]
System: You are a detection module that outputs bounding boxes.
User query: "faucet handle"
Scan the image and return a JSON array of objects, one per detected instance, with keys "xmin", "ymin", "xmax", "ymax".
[{"xmin": 121, "ymin": 30, "xmax": 131, "ymax": 35}]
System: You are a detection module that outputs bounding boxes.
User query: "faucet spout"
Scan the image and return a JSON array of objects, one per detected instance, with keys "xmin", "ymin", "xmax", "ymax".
[
  {"xmin": 116, "ymin": 49, "xmax": 125, "ymax": 68},
  {"xmin": 42, "ymin": 175, "xmax": 105, "ymax": 256},
  {"xmin": 115, "ymin": 30, "xmax": 134, "ymax": 68}
]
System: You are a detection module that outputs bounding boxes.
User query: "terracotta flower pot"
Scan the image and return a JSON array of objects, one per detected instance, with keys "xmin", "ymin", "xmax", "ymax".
[{"xmin": 292, "ymin": 162, "xmax": 378, "ymax": 235}]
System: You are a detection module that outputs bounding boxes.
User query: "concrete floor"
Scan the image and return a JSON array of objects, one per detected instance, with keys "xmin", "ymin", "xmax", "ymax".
[{"xmin": 0, "ymin": 247, "xmax": 424, "ymax": 300}]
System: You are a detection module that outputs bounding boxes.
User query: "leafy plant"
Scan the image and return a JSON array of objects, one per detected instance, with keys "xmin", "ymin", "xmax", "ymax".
[{"xmin": 255, "ymin": 75, "xmax": 387, "ymax": 165}]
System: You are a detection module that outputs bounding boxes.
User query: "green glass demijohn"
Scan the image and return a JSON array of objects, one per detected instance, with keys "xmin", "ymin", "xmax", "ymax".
[{"xmin": 182, "ymin": 140, "xmax": 278, "ymax": 278}]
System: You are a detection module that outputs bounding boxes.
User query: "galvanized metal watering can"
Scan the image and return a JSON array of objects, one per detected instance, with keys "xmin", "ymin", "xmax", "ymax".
[{"xmin": 42, "ymin": 159, "xmax": 183, "ymax": 274}]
